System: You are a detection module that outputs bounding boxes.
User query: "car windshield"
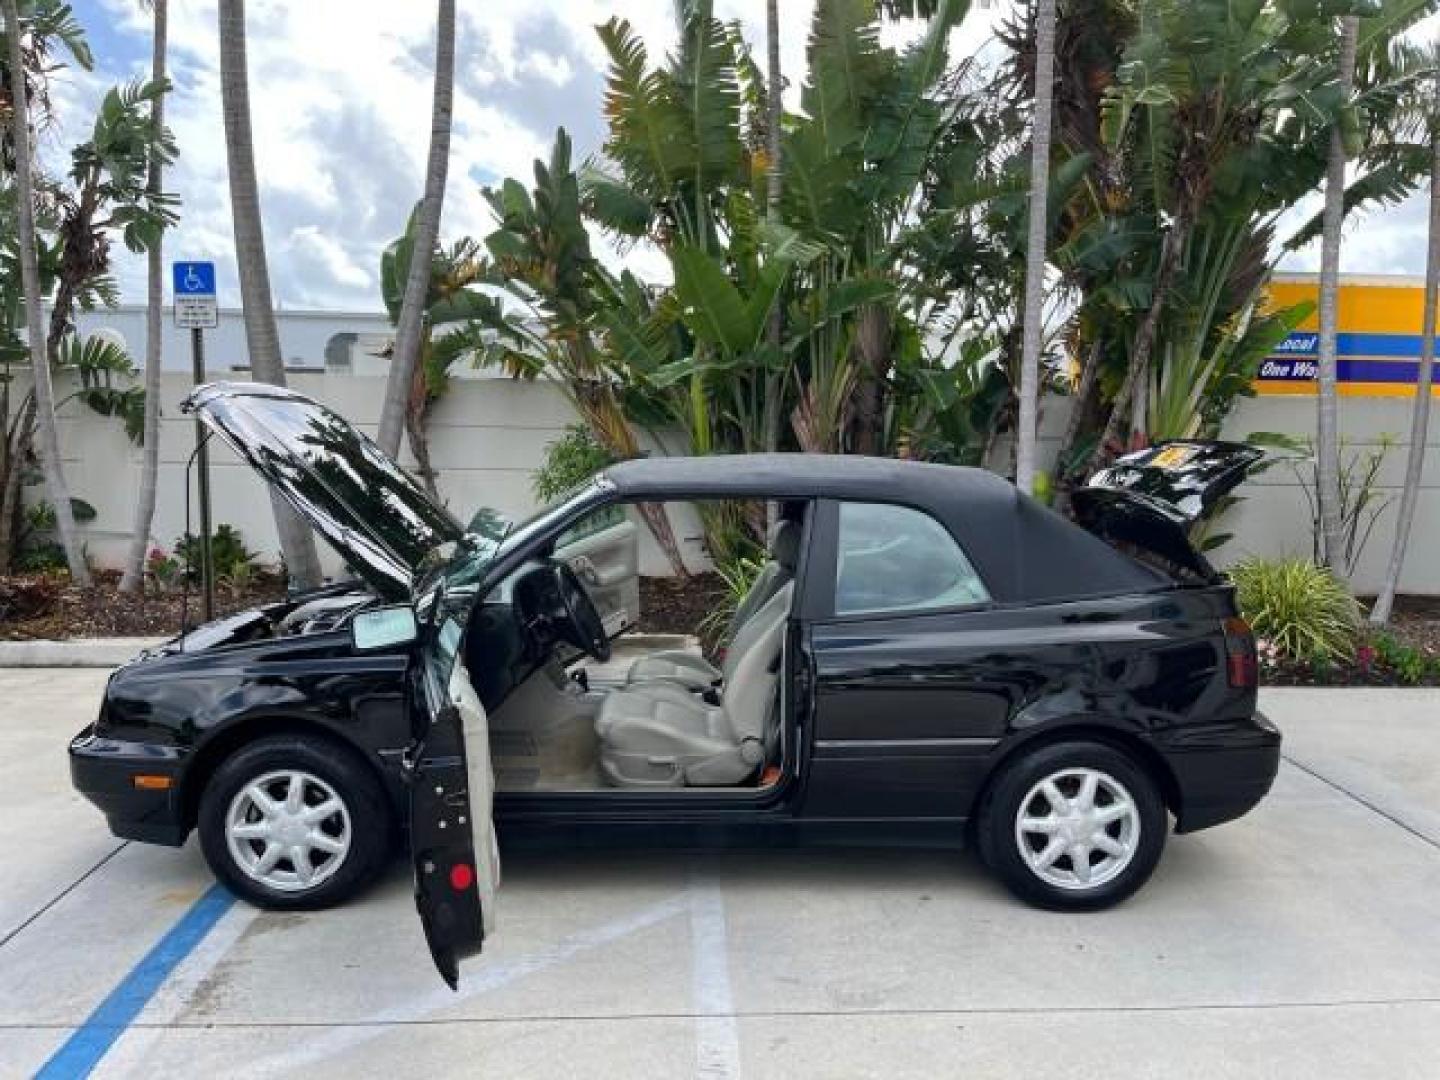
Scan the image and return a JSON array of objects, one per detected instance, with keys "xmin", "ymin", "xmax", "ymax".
[
  {"xmin": 490, "ymin": 481, "xmax": 609, "ymax": 561},
  {"xmin": 415, "ymin": 505, "xmax": 514, "ymax": 602},
  {"xmin": 414, "ymin": 480, "xmax": 611, "ymax": 629},
  {"xmin": 417, "ymin": 486, "xmax": 601, "ymax": 604}
]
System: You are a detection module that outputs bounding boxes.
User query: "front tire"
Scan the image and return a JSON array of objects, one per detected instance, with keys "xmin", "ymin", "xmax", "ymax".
[
  {"xmin": 978, "ymin": 740, "xmax": 1166, "ymax": 911},
  {"xmin": 197, "ymin": 735, "xmax": 391, "ymax": 910}
]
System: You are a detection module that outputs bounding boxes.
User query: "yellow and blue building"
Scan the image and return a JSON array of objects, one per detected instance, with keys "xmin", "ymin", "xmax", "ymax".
[
  {"xmin": 1259, "ymin": 274, "xmax": 1440, "ymax": 398},
  {"xmin": 1211, "ymin": 273, "xmax": 1439, "ymax": 596}
]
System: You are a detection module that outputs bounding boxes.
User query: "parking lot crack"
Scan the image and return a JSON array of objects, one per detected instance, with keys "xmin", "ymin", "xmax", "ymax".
[
  {"xmin": 6, "ymin": 995, "xmax": 1440, "ymax": 1031},
  {"xmin": 0, "ymin": 841, "xmax": 128, "ymax": 950},
  {"xmin": 1282, "ymin": 754, "xmax": 1440, "ymax": 855}
]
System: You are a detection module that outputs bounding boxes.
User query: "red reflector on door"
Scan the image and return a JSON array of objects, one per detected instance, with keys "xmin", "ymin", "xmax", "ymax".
[{"xmin": 449, "ymin": 863, "xmax": 475, "ymax": 891}]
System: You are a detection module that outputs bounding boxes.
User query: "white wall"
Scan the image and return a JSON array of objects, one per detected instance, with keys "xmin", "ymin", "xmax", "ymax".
[
  {"xmin": 45, "ymin": 369, "xmax": 707, "ymax": 580},
  {"xmin": 71, "ymin": 305, "xmax": 394, "ymax": 373},
  {"xmin": 26, "ymin": 369, "xmax": 1440, "ymax": 596},
  {"xmin": 1215, "ymin": 394, "xmax": 1440, "ymax": 596},
  {"xmin": 49, "ymin": 371, "xmax": 575, "ymax": 578}
]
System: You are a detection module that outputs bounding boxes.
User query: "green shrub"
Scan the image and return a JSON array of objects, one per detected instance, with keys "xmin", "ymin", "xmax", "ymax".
[
  {"xmin": 533, "ymin": 424, "xmax": 617, "ymax": 504},
  {"xmin": 697, "ymin": 499, "xmax": 764, "ymax": 568},
  {"xmin": 697, "ymin": 553, "xmax": 766, "ymax": 652},
  {"xmin": 174, "ymin": 524, "xmax": 260, "ymax": 582},
  {"xmin": 146, "ymin": 547, "xmax": 184, "ymax": 594},
  {"xmin": 1229, "ymin": 557, "xmax": 1360, "ymax": 664},
  {"xmin": 17, "ymin": 498, "xmax": 97, "ymax": 573},
  {"xmin": 16, "ymin": 541, "xmax": 69, "ymax": 573},
  {"xmin": 1367, "ymin": 630, "xmax": 1440, "ymax": 685}
]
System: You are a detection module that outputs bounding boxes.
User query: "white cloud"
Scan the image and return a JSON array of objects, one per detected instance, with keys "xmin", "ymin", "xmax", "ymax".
[
  {"xmin": 59, "ymin": 0, "xmax": 1432, "ymax": 318},
  {"xmin": 285, "ymin": 226, "xmax": 372, "ymax": 292}
]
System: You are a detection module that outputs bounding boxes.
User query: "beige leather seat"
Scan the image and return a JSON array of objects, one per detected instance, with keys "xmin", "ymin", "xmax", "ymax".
[
  {"xmin": 624, "ymin": 519, "xmax": 802, "ymax": 691},
  {"xmin": 597, "ymin": 582, "xmax": 793, "ymax": 787}
]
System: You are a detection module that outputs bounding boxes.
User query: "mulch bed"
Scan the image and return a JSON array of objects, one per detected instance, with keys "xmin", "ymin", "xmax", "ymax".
[
  {"xmin": 0, "ymin": 570, "xmax": 284, "ymax": 640},
  {"xmin": 1387, "ymin": 594, "xmax": 1440, "ymax": 656},
  {"xmin": 1261, "ymin": 594, "xmax": 1440, "ymax": 687},
  {"xmin": 638, "ymin": 572, "xmax": 726, "ymax": 636},
  {"xmin": 0, "ymin": 570, "xmax": 722, "ymax": 641}
]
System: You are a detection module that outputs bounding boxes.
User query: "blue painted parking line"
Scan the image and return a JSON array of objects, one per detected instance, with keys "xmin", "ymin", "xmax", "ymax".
[{"xmin": 34, "ymin": 883, "xmax": 235, "ymax": 1079}]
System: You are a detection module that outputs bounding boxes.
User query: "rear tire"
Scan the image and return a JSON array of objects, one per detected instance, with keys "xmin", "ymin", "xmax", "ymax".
[
  {"xmin": 198, "ymin": 735, "xmax": 391, "ymax": 910},
  {"xmin": 978, "ymin": 740, "xmax": 1166, "ymax": 911}
]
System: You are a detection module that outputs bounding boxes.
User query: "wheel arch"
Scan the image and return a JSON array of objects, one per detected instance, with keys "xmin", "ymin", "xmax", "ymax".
[
  {"xmin": 181, "ymin": 714, "xmax": 400, "ymax": 835},
  {"xmin": 973, "ymin": 721, "xmax": 1182, "ymax": 827}
]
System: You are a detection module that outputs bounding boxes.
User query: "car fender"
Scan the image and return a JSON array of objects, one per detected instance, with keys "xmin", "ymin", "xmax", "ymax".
[{"xmin": 978, "ymin": 707, "xmax": 1183, "ymax": 819}]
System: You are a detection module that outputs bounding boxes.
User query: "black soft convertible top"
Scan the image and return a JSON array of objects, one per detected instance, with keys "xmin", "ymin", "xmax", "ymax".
[{"xmin": 602, "ymin": 454, "xmax": 1167, "ymax": 604}]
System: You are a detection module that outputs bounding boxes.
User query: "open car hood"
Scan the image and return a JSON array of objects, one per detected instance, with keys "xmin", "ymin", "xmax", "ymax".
[
  {"xmin": 181, "ymin": 382, "xmax": 465, "ymax": 599},
  {"xmin": 1072, "ymin": 441, "xmax": 1263, "ymax": 582}
]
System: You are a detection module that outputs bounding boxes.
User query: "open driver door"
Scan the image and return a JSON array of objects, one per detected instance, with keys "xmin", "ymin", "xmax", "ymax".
[{"xmin": 408, "ymin": 612, "xmax": 499, "ymax": 989}]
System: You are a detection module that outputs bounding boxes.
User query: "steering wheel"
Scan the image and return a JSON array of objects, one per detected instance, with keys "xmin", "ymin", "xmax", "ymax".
[{"xmin": 551, "ymin": 563, "xmax": 611, "ymax": 663}]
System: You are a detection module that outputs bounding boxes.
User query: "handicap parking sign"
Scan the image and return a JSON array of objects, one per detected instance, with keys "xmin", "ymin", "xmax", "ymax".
[
  {"xmin": 173, "ymin": 261, "xmax": 218, "ymax": 328},
  {"xmin": 174, "ymin": 261, "xmax": 216, "ymax": 296}
]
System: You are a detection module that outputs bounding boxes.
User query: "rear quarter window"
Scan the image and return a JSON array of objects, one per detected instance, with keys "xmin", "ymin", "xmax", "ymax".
[{"xmin": 834, "ymin": 502, "xmax": 989, "ymax": 616}]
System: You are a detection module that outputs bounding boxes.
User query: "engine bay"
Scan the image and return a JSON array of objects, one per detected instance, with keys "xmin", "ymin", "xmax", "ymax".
[{"xmin": 146, "ymin": 585, "xmax": 377, "ymax": 657}]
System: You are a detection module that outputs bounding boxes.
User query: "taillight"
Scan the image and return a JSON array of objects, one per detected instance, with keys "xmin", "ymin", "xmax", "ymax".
[{"xmin": 1223, "ymin": 616, "xmax": 1257, "ymax": 688}]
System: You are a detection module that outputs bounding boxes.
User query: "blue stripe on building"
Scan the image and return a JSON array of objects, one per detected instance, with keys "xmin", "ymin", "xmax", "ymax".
[{"xmin": 1271, "ymin": 331, "xmax": 1440, "ymax": 359}]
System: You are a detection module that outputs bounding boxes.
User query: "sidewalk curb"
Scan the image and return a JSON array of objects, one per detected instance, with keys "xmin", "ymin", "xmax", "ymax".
[{"xmin": 0, "ymin": 637, "xmax": 164, "ymax": 668}]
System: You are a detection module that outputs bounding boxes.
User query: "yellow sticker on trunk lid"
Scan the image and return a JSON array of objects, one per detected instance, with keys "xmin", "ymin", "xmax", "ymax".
[{"xmin": 1149, "ymin": 444, "xmax": 1199, "ymax": 470}]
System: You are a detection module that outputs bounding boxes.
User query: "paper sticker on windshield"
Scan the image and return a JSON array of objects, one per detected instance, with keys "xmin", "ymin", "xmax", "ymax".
[{"xmin": 1149, "ymin": 445, "xmax": 1199, "ymax": 471}]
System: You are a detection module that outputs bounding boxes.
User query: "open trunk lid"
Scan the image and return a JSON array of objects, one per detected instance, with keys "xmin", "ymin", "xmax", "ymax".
[{"xmin": 1071, "ymin": 441, "xmax": 1262, "ymax": 583}]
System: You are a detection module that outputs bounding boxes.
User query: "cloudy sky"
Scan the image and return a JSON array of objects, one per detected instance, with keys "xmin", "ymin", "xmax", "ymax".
[{"xmin": 48, "ymin": 0, "xmax": 1432, "ymax": 315}]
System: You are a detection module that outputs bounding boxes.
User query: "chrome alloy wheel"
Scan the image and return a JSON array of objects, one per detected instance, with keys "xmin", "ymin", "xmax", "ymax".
[
  {"xmin": 1014, "ymin": 767, "xmax": 1140, "ymax": 891},
  {"xmin": 225, "ymin": 770, "xmax": 351, "ymax": 892}
]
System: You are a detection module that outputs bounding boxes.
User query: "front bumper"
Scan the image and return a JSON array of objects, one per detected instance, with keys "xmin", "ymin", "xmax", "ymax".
[
  {"xmin": 1164, "ymin": 711, "xmax": 1282, "ymax": 833},
  {"xmin": 69, "ymin": 724, "xmax": 190, "ymax": 846}
]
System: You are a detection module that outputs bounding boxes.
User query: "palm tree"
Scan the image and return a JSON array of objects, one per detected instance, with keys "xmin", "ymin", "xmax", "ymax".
[
  {"xmin": 762, "ymin": 0, "xmax": 783, "ymax": 464},
  {"xmin": 1371, "ymin": 81, "xmax": 1439, "ymax": 626},
  {"xmin": 588, "ymin": 0, "xmax": 972, "ymax": 460},
  {"xmin": 377, "ymin": 206, "xmax": 492, "ymax": 499},
  {"xmin": 375, "ymin": 0, "xmax": 454, "ymax": 461},
  {"xmin": 119, "ymin": 0, "xmax": 167, "ymax": 593},
  {"xmin": 1076, "ymin": 0, "xmax": 1372, "ymax": 475},
  {"xmin": 1014, "ymin": 0, "xmax": 1056, "ymax": 495},
  {"xmin": 1315, "ymin": 14, "xmax": 1359, "ymax": 574},
  {"xmin": 3, "ymin": 0, "xmax": 89, "ymax": 584},
  {"xmin": 466, "ymin": 130, "xmax": 693, "ymax": 577},
  {"xmin": 217, "ymin": 0, "xmax": 321, "ymax": 587}
]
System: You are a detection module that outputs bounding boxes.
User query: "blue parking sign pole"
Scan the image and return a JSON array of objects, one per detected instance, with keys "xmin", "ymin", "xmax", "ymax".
[{"xmin": 173, "ymin": 262, "xmax": 218, "ymax": 621}]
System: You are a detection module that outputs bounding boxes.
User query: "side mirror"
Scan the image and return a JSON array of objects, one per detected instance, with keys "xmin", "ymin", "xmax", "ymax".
[{"xmin": 351, "ymin": 604, "xmax": 419, "ymax": 651}]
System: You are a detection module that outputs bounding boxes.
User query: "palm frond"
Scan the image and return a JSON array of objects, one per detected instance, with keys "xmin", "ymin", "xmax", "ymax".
[
  {"xmin": 669, "ymin": 2, "xmax": 746, "ymax": 225},
  {"xmin": 1283, "ymin": 142, "xmax": 1429, "ymax": 250},
  {"xmin": 803, "ymin": 0, "xmax": 885, "ymax": 156},
  {"xmin": 597, "ymin": 17, "xmax": 689, "ymax": 196},
  {"xmin": 862, "ymin": 0, "xmax": 968, "ymax": 203}
]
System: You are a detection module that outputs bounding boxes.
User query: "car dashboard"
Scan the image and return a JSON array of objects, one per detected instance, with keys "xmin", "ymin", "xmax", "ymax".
[{"xmin": 466, "ymin": 562, "xmax": 575, "ymax": 711}]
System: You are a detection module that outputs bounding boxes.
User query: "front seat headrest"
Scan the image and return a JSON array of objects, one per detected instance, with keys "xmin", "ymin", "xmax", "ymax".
[{"xmin": 768, "ymin": 519, "xmax": 803, "ymax": 572}]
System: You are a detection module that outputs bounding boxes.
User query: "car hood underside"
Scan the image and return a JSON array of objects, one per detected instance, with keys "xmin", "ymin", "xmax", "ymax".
[{"xmin": 182, "ymin": 382, "xmax": 465, "ymax": 599}]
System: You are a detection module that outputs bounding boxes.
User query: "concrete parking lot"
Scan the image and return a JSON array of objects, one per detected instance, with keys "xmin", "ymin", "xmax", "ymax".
[{"xmin": 2, "ymin": 673, "xmax": 1439, "ymax": 1079}]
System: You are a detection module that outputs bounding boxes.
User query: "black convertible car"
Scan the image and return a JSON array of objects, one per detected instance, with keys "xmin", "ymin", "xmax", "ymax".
[{"xmin": 70, "ymin": 382, "xmax": 1279, "ymax": 988}]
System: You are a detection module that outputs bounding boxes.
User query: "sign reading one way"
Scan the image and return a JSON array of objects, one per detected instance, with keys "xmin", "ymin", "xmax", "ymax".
[{"xmin": 173, "ymin": 261, "xmax": 218, "ymax": 329}]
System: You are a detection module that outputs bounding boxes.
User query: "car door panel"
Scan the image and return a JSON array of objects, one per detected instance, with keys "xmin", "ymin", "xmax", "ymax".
[
  {"xmin": 409, "ymin": 639, "xmax": 498, "ymax": 988},
  {"xmin": 799, "ymin": 499, "xmax": 1013, "ymax": 820},
  {"xmin": 802, "ymin": 614, "xmax": 1007, "ymax": 818},
  {"xmin": 553, "ymin": 514, "xmax": 639, "ymax": 639}
]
